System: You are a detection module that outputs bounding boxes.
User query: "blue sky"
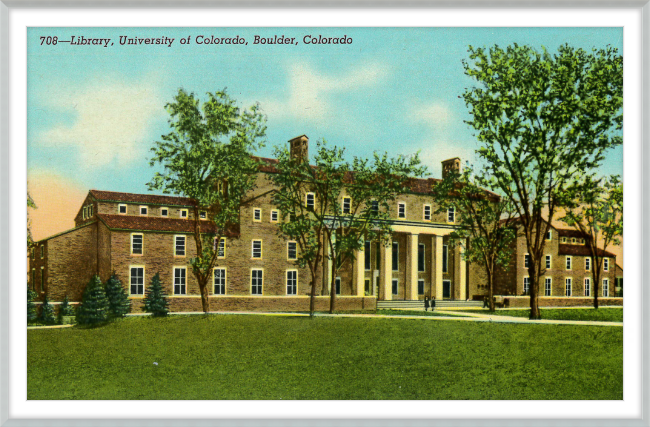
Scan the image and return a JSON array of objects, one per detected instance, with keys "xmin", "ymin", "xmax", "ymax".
[{"xmin": 27, "ymin": 27, "xmax": 624, "ymax": 196}]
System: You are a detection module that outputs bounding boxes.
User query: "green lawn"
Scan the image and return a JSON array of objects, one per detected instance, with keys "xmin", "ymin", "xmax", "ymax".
[
  {"xmin": 28, "ymin": 315, "xmax": 622, "ymax": 400},
  {"xmin": 375, "ymin": 309, "xmax": 468, "ymax": 317},
  {"xmin": 464, "ymin": 308, "xmax": 623, "ymax": 322}
]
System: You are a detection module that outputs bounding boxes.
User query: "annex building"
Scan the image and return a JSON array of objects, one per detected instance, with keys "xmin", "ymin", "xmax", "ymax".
[{"xmin": 29, "ymin": 135, "xmax": 623, "ymax": 312}]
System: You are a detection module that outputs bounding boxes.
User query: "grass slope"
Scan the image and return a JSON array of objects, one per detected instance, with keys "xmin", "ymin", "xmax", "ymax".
[
  {"xmin": 28, "ymin": 315, "xmax": 622, "ymax": 400},
  {"xmin": 464, "ymin": 308, "xmax": 623, "ymax": 322}
]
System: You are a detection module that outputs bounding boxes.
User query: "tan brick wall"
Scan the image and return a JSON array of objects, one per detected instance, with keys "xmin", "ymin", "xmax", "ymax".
[{"xmin": 503, "ymin": 296, "xmax": 623, "ymax": 308}]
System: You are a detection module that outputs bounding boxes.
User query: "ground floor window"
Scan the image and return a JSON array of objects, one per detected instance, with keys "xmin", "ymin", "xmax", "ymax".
[
  {"xmin": 565, "ymin": 278, "xmax": 572, "ymax": 297},
  {"xmin": 251, "ymin": 269, "xmax": 263, "ymax": 295},
  {"xmin": 335, "ymin": 277, "xmax": 341, "ymax": 295},
  {"xmin": 544, "ymin": 278, "xmax": 552, "ymax": 296},
  {"xmin": 417, "ymin": 279, "xmax": 424, "ymax": 295},
  {"xmin": 602, "ymin": 279, "xmax": 609, "ymax": 297},
  {"xmin": 391, "ymin": 279, "xmax": 398, "ymax": 295},
  {"xmin": 214, "ymin": 268, "xmax": 226, "ymax": 295},
  {"xmin": 286, "ymin": 270, "xmax": 297, "ymax": 295},
  {"xmin": 130, "ymin": 267, "xmax": 144, "ymax": 295},
  {"xmin": 523, "ymin": 277, "xmax": 530, "ymax": 295},
  {"xmin": 364, "ymin": 278, "xmax": 371, "ymax": 296},
  {"xmin": 173, "ymin": 267, "xmax": 186, "ymax": 295},
  {"xmin": 584, "ymin": 278, "xmax": 591, "ymax": 297}
]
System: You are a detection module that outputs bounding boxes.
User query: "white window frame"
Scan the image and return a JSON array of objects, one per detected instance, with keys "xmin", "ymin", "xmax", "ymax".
[
  {"xmin": 180, "ymin": 209, "xmax": 188, "ymax": 219},
  {"xmin": 545, "ymin": 255, "xmax": 551, "ymax": 270},
  {"xmin": 160, "ymin": 207, "xmax": 169, "ymax": 217},
  {"xmin": 213, "ymin": 267, "xmax": 226, "ymax": 295},
  {"xmin": 306, "ymin": 193, "xmax": 315, "ymax": 210},
  {"xmin": 523, "ymin": 277, "xmax": 530, "ymax": 295},
  {"xmin": 173, "ymin": 266, "xmax": 187, "ymax": 295},
  {"xmin": 82, "ymin": 206, "xmax": 87, "ymax": 219},
  {"xmin": 397, "ymin": 202, "xmax": 406, "ymax": 219},
  {"xmin": 604, "ymin": 258, "xmax": 610, "ymax": 272},
  {"xmin": 129, "ymin": 266, "xmax": 145, "ymax": 296},
  {"xmin": 546, "ymin": 230, "xmax": 552, "ymax": 241},
  {"xmin": 423, "ymin": 204, "xmax": 431, "ymax": 221},
  {"xmin": 584, "ymin": 277, "xmax": 591, "ymax": 297},
  {"xmin": 335, "ymin": 277, "xmax": 341, "ymax": 295},
  {"xmin": 524, "ymin": 253, "xmax": 530, "ymax": 269},
  {"xmin": 287, "ymin": 241, "xmax": 297, "ymax": 260},
  {"xmin": 199, "ymin": 210, "xmax": 207, "ymax": 220},
  {"xmin": 215, "ymin": 237, "xmax": 226, "ymax": 258},
  {"xmin": 253, "ymin": 208, "xmax": 262, "ymax": 222},
  {"xmin": 270, "ymin": 210, "xmax": 279, "ymax": 223},
  {"xmin": 174, "ymin": 235, "xmax": 186, "ymax": 257},
  {"xmin": 139, "ymin": 205, "xmax": 148, "ymax": 216},
  {"xmin": 342, "ymin": 197, "xmax": 351, "ymax": 214},
  {"xmin": 286, "ymin": 270, "xmax": 298, "ymax": 295},
  {"xmin": 252, "ymin": 239, "xmax": 262, "ymax": 259},
  {"xmin": 40, "ymin": 244, "xmax": 44, "ymax": 259},
  {"xmin": 118, "ymin": 204, "xmax": 127, "ymax": 215},
  {"xmin": 544, "ymin": 277, "xmax": 552, "ymax": 296},
  {"xmin": 602, "ymin": 278, "xmax": 610, "ymax": 297},
  {"xmin": 447, "ymin": 206, "xmax": 455, "ymax": 223},
  {"xmin": 566, "ymin": 256, "xmax": 572, "ymax": 271},
  {"xmin": 565, "ymin": 277, "xmax": 572, "ymax": 297},
  {"xmin": 585, "ymin": 257, "xmax": 591, "ymax": 271},
  {"xmin": 131, "ymin": 233, "xmax": 143, "ymax": 255},
  {"xmin": 562, "ymin": 237, "xmax": 567, "ymax": 243},
  {"xmin": 40, "ymin": 266, "xmax": 44, "ymax": 293},
  {"xmin": 251, "ymin": 269, "xmax": 264, "ymax": 295}
]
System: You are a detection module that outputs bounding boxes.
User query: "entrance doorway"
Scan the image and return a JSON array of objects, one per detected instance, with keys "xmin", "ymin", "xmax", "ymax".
[{"xmin": 443, "ymin": 280, "xmax": 451, "ymax": 299}]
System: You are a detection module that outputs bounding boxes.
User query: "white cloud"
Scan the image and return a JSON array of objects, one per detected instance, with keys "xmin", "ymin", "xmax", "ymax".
[
  {"xmin": 417, "ymin": 141, "xmax": 477, "ymax": 178},
  {"xmin": 37, "ymin": 76, "xmax": 163, "ymax": 168},
  {"xmin": 409, "ymin": 100, "xmax": 453, "ymax": 130},
  {"xmin": 257, "ymin": 62, "xmax": 387, "ymax": 123}
]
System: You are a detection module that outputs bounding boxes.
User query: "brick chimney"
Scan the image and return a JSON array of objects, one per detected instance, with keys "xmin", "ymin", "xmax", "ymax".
[
  {"xmin": 289, "ymin": 135, "xmax": 309, "ymax": 162},
  {"xmin": 441, "ymin": 157, "xmax": 461, "ymax": 179}
]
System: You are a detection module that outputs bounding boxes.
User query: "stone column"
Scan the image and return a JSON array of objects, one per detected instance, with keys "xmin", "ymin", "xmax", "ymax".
[
  {"xmin": 434, "ymin": 235, "xmax": 443, "ymax": 299},
  {"xmin": 354, "ymin": 247, "xmax": 365, "ymax": 297},
  {"xmin": 380, "ymin": 239, "xmax": 392, "ymax": 301},
  {"xmin": 406, "ymin": 233, "xmax": 419, "ymax": 300},
  {"xmin": 455, "ymin": 242, "xmax": 467, "ymax": 300}
]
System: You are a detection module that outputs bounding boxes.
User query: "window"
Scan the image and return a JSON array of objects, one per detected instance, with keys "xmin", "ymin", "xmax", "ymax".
[
  {"xmin": 602, "ymin": 279, "xmax": 609, "ymax": 297},
  {"xmin": 30, "ymin": 248, "xmax": 34, "ymax": 259},
  {"xmin": 545, "ymin": 255, "xmax": 551, "ymax": 270},
  {"xmin": 584, "ymin": 278, "xmax": 591, "ymax": 297},
  {"xmin": 418, "ymin": 279, "xmax": 425, "ymax": 295},
  {"xmin": 131, "ymin": 233, "xmax": 143, "ymax": 255},
  {"xmin": 161, "ymin": 207, "xmax": 168, "ymax": 217},
  {"xmin": 392, "ymin": 242, "xmax": 399, "ymax": 271},
  {"xmin": 392, "ymin": 279, "xmax": 398, "ymax": 295},
  {"xmin": 251, "ymin": 269, "xmax": 263, "ymax": 295},
  {"xmin": 398, "ymin": 202, "xmax": 406, "ymax": 218},
  {"xmin": 566, "ymin": 256, "xmax": 572, "ymax": 270},
  {"xmin": 585, "ymin": 258, "xmax": 591, "ymax": 271},
  {"xmin": 199, "ymin": 211, "xmax": 207, "ymax": 220},
  {"xmin": 365, "ymin": 278, "xmax": 371, "ymax": 296},
  {"xmin": 31, "ymin": 269, "xmax": 35, "ymax": 289},
  {"xmin": 83, "ymin": 206, "xmax": 87, "ymax": 219},
  {"xmin": 335, "ymin": 277, "xmax": 341, "ymax": 295},
  {"xmin": 287, "ymin": 241, "xmax": 297, "ymax": 260},
  {"xmin": 118, "ymin": 204, "xmax": 127, "ymax": 214},
  {"xmin": 286, "ymin": 270, "xmax": 297, "ymax": 295},
  {"xmin": 40, "ymin": 267, "xmax": 44, "ymax": 293},
  {"xmin": 130, "ymin": 267, "xmax": 144, "ymax": 295},
  {"xmin": 40, "ymin": 245, "xmax": 44, "ymax": 259},
  {"xmin": 174, "ymin": 235, "xmax": 185, "ymax": 257},
  {"xmin": 342, "ymin": 197, "xmax": 351, "ymax": 214},
  {"xmin": 371, "ymin": 200, "xmax": 379, "ymax": 215},
  {"xmin": 447, "ymin": 207, "xmax": 455, "ymax": 223},
  {"xmin": 546, "ymin": 230, "xmax": 552, "ymax": 240},
  {"xmin": 375, "ymin": 242, "xmax": 381, "ymax": 269},
  {"xmin": 565, "ymin": 278, "xmax": 572, "ymax": 296},
  {"xmin": 90, "ymin": 205, "xmax": 94, "ymax": 216},
  {"xmin": 253, "ymin": 208, "xmax": 261, "ymax": 222},
  {"xmin": 442, "ymin": 245, "xmax": 449, "ymax": 273},
  {"xmin": 604, "ymin": 258, "xmax": 609, "ymax": 272},
  {"xmin": 524, "ymin": 254, "xmax": 530, "ymax": 268},
  {"xmin": 215, "ymin": 238, "xmax": 226, "ymax": 258},
  {"xmin": 174, "ymin": 267, "xmax": 186, "ymax": 295},
  {"xmin": 423, "ymin": 205, "xmax": 431, "ymax": 221},
  {"xmin": 306, "ymin": 193, "xmax": 315, "ymax": 210},
  {"xmin": 140, "ymin": 206, "xmax": 148, "ymax": 216},
  {"xmin": 523, "ymin": 277, "xmax": 530, "ymax": 295},
  {"xmin": 252, "ymin": 240, "xmax": 262, "ymax": 259},
  {"xmin": 364, "ymin": 241, "xmax": 371, "ymax": 270},
  {"xmin": 180, "ymin": 209, "xmax": 188, "ymax": 219},
  {"xmin": 562, "ymin": 237, "xmax": 567, "ymax": 243},
  {"xmin": 545, "ymin": 277, "xmax": 552, "ymax": 296},
  {"xmin": 270, "ymin": 210, "xmax": 278, "ymax": 222},
  {"xmin": 418, "ymin": 243, "xmax": 425, "ymax": 272},
  {"xmin": 213, "ymin": 268, "xmax": 226, "ymax": 295}
]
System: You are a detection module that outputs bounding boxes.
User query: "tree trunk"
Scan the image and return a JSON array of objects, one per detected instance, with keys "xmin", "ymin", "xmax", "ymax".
[
  {"xmin": 198, "ymin": 278, "xmax": 210, "ymax": 314},
  {"xmin": 329, "ymin": 262, "xmax": 337, "ymax": 314},
  {"xmin": 528, "ymin": 263, "xmax": 541, "ymax": 320},
  {"xmin": 488, "ymin": 272, "xmax": 495, "ymax": 312},
  {"xmin": 593, "ymin": 269, "xmax": 601, "ymax": 310},
  {"xmin": 309, "ymin": 282, "xmax": 315, "ymax": 317}
]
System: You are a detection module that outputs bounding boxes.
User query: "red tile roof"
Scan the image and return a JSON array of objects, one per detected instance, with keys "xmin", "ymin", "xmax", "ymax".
[
  {"xmin": 97, "ymin": 214, "xmax": 238, "ymax": 236},
  {"xmin": 557, "ymin": 228, "xmax": 589, "ymax": 239},
  {"xmin": 90, "ymin": 189, "xmax": 196, "ymax": 207},
  {"xmin": 557, "ymin": 244, "xmax": 615, "ymax": 258}
]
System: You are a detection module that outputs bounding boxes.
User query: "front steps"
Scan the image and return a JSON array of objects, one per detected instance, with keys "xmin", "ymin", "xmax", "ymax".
[{"xmin": 377, "ymin": 300, "xmax": 485, "ymax": 310}]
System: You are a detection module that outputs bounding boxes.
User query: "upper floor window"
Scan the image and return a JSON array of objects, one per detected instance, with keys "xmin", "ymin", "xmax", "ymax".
[
  {"xmin": 287, "ymin": 241, "xmax": 297, "ymax": 260},
  {"xmin": 447, "ymin": 207, "xmax": 455, "ymax": 223},
  {"xmin": 545, "ymin": 255, "xmax": 551, "ymax": 269},
  {"xmin": 306, "ymin": 193, "xmax": 315, "ymax": 210},
  {"xmin": 161, "ymin": 207, "xmax": 168, "ymax": 217},
  {"xmin": 566, "ymin": 256, "xmax": 572, "ymax": 270},
  {"xmin": 118, "ymin": 204, "xmax": 127, "ymax": 214},
  {"xmin": 83, "ymin": 206, "xmax": 88, "ymax": 219},
  {"xmin": 342, "ymin": 197, "xmax": 351, "ymax": 214},
  {"xmin": 214, "ymin": 238, "xmax": 226, "ymax": 258},
  {"xmin": 30, "ymin": 248, "xmax": 35, "ymax": 259},
  {"xmin": 173, "ymin": 267, "xmax": 186, "ymax": 295},
  {"xmin": 524, "ymin": 254, "xmax": 530, "ymax": 269},
  {"xmin": 139, "ymin": 206, "xmax": 148, "ymax": 216},
  {"xmin": 253, "ymin": 208, "xmax": 261, "ymax": 222},
  {"xmin": 270, "ymin": 210, "xmax": 279, "ymax": 222},
  {"xmin": 572, "ymin": 238, "xmax": 576, "ymax": 244},
  {"xmin": 88, "ymin": 205, "xmax": 93, "ymax": 217},
  {"xmin": 423, "ymin": 205, "xmax": 431, "ymax": 221},
  {"xmin": 546, "ymin": 231, "xmax": 552, "ymax": 240},
  {"xmin": 40, "ymin": 245, "xmax": 44, "ymax": 259},
  {"xmin": 131, "ymin": 233, "xmax": 143, "ymax": 255},
  {"xmin": 364, "ymin": 241, "xmax": 371, "ymax": 270},
  {"xmin": 562, "ymin": 237, "xmax": 567, "ymax": 243},
  {"xmin": 604, "ymin": 258, "xmax": 609, "ymax": 272},
  {"xmin": 174, "ymin": 235, "xmax": 186, "ymax": 257},
  {"xmin": 585, "ymin": 258, "xmax": 591, "ymax": 271},
  {"xmin": 418, "ymin": 244, "xmax": 425, "ymax": 272},
  {"xmin": 371, "ymin": 200, "xmax": 379, "ymax": 215},
  {"xmin": 180, "ymin": 209, "xmax": 188, "ymax": 219},
  {"xmin": 442, "ymin": 245, "xmax": 449, "ymax": 273},
  {"xmin": 252, "ymin": 240, "xmax": 262, "ymax": 259},
  {"xmin": 199, "ymin": 211, "xmax": 207, "ymax": 220},
  {"xmin": 398, "ymin": 202, "xmax": 406, "ymax": 219},
  {"xmin": 392, "ymin": 242, "xmax": 399, "ymax": 271}
]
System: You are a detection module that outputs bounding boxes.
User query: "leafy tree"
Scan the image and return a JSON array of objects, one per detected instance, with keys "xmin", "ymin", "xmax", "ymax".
[
  {"xmin": 431, "ymin": 165, "xmax": 517, "ymax": 311},
  {"xmin": 39, "ymin": 295, "xmax": 56, "ymax": 325},
  {"xmin": 561, "ymin": 175, "xmax": 622, "ymax": 308},
  {"xmin": 271, "ymin": 139, "xmax": 426, "ymax": 314},
  {"xmin": 27, "ymin": 192, "xmax": 36, "ymax": 248},
  {"xmin": 144, "ymin": 273, "xmax": 169, "ymax": 317},
  {"xmin": 57, "ymin": 295, "xmax": 75, "ymax": 323},
  {"xmin": 148, "ymin": 88, "xmax": 266, "ymax": 313},
  {"xmin": 27, "ymin": 285, "xmax": 38, "ymax": 323},
  {"xmin": 105, "ymin": 273, "xmax": 131, "ymax": 318},
  {"xmin": 77, "ymin": 275, "xmax": 110, "ymax": 325},
  {"xmin": 462, "ymin": 43, "xmax": 622, "ymax": 319}
]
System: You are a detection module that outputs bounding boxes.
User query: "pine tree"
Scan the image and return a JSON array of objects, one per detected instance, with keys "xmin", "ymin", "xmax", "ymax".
[
  {"xmin": 104, "ymin": 273, "xmax": 131, "ymax": 318},
  {"xmin": 27, "ymin": 285, "xmax": 38, "ymax": 323},
  {"xmin": 144, "ymin": 273, "xmax": 168, "ymax": 317},
  {"xmin": 77, "ymin": 275, "xmax": 109, "ymax": 325},
  {"xmin": 39, "ymin": 294, "xmax": 56, "ymax": 325},
  {"xmin": 57, "ymin": 294, "xmax": 75, "ymax": 323}
]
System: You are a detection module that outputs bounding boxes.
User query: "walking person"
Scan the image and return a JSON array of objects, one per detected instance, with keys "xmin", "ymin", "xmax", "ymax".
[
  {"xmin": 424, "ymin": 296, "xmax": 430, "ymax": 312},
  {"xmin": 430, "ymin": 296, "xmax": 436, "ymax": 311}
]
